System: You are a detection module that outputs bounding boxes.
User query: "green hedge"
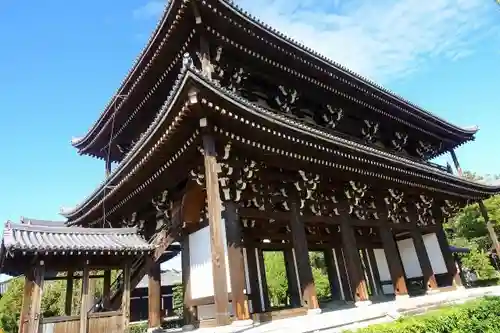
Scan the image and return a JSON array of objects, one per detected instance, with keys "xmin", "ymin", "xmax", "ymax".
[
  {"xmin": 470, "ymin": 278, "xmax": 500, "ymax": 288},
  {"xmin": 345, "ymin": 296, "xmax": 500, "ymax": 333}
]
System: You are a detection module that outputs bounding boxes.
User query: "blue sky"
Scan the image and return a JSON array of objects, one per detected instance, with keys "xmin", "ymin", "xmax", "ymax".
[{"xmin": 0, "ymin": 0, "xmax": 499, "ymax": 235}]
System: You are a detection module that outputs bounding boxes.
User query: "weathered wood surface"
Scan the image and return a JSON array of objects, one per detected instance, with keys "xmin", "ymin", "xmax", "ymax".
[{"xmin": 39, "ymin": 316, "xmax": 80, "ymax": 333}]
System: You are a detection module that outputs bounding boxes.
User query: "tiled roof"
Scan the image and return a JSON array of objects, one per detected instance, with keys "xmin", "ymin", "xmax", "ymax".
[
  {"xmin": 1, "ymin": 221, "xmax": 154, "ymax": 254},
  {"xmin": 135, "ymin": 269, "xmax": 182, "ymax": 289}
]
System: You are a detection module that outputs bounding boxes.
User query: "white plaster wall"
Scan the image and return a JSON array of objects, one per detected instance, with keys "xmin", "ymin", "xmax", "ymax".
[
  {"xmin": 373, "ymin": 249, "xmax": 394, "ymax": 295},
  {"xmin": 397, "ymin": 238, "xmax": 423, "ymax": 279},
  {"xmin": 373, "ymin": 249, "xmax": 391, "ymax": 281},
  {"xmin": 423, "ymin": 233, "xmax": 447, "ymax": 275},
  {"xmin": 189, "ymin": 222, "xmax": 231, "ymax": 299}
]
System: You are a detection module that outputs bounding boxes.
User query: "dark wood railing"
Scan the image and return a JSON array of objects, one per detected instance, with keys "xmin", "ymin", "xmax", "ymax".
[{"xmin": 39, "ymin": 311, "xmax": 122, "ymax": 333}]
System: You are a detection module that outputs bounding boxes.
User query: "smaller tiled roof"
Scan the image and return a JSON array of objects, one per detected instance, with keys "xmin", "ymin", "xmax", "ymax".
[
  {"xmin": 135, "ymin": 269, "xmax": 182, "ymax": 289},
  {"xmin": 1, "ymin": 221, "xmax": 154, "ymax": 254}
]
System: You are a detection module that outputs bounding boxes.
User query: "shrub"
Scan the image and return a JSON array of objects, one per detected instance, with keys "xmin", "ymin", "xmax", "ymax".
[{"xmin": 345, "ymin": 296, "xmax": 500, "ymax": 333}]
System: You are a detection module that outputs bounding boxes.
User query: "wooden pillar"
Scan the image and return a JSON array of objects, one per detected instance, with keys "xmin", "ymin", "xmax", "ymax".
[
  {"xmin": 478, "ymin": 201, "xmax": 500, "ymax": 256},
  {"xmin": 340, "ymin": 219, "xmax": 369, "ymax": 303},
  {"xmin": 18, "ymin": 268, "xmax": 35, "ymax": 333},
  {"xmin": 360, "ymin": 249, "xmax": 378, "ymax": 296},
  {"xmin": 245, "ymin": 247, "xmax": 263, "ymax": 313},
  {"xmin": 324, "ymin": 249, "xmax": 342, "ymax": 301},
  {"xmin": 224, "ymin": 202, "xmax": 250, "ymax": 321},
  {"xmin": 181, "ymin": 237, "xmax": 196, "ymax": 326},
  {"xmin": 122, "ymin": 262, "xmax": 132, "ymax": 333},
  {"xmin": 367, "ymin": 249, "xmax": 383, "ymax": 296},
  {"xmin": 257, "ymin": 249, "xmax": 270, "ymax": 310},
  {"xmin": 65, "ymin": 270, "xmax": 74, "ymax": 315},
  {"xmin": 27, "ymin": 261, "xmax": 44, "ymax": 333},
  {"xmin": 436, "ymin": 228, "xmax": 463, "ymax": 288},
  {"xmin": 379, "ymin": 226, "xmax": 408, "ymax": 297},
  {"xmin": 335, "ymin": 248, "xmax": 353, "ymax": 301},
  {"xmin": 284, "ymin": 249, "xmax": 301, "ymax": 307},
  {"xmin": 201, "ymin": 127, "xmax": 230, "ymax": 326},
  {"xmin": 411, "ymin": 230, "xmax": 438, "ymax": 291},
  {"xmin": 289, "ymin": 201, "xmax": 319, "ymax": 310},
  {"xmin": 102, "ymin": 270, "xmax": 111, "ymax": 310},
  {"xmin": 449, "ymin": 149, "xmax": 462, "ymax": 177},
  {"xmin": 147, "ymin": 256, "xmax": 162, "ymax": 329},
  {"xmin": 80, "ymin": 262, "xmax": 90, "ymax": 333}
]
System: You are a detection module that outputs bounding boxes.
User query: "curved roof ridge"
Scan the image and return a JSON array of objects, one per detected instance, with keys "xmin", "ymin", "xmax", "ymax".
[
  {"xmin": 72, "ymin": 0, "xmax": 176, "ymax": 149},
  {"xmin": 4, "ymin": 221, "xmax": 139, "ymax": 235},
  {"xmin": 218, "ymin": 0, "xmax": 478, "ymax": 135}
]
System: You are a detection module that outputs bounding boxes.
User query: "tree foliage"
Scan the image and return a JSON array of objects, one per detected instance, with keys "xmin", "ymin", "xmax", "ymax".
[{"xmin": 445, "ymin": 171, "xmax": 500, "ymax": 278}]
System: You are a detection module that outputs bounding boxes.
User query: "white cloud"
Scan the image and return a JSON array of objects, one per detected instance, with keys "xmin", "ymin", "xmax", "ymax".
[
  {"xmin": 133, "ymin": 1, "xmax": 164, "ymax": 20},
  {"xmin": 235, "ymin": 0, "xmax": 496, "ymax": 83}
]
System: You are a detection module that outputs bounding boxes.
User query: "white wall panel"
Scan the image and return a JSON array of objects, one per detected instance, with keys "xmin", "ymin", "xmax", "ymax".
[
  {"xmin": 423, "ymin": 233, "xmax": 447, "ymax": 274},
  {"xmin": 189, "ymin": 220, "xmax": 231, "ymax": 299},
  {"xmin": 397, "ymin": 238, "xmax": 422, "ymax": 278},
  {"xmin": 373, "ymin": 249, "xmax": 391, "ymax": 281}
]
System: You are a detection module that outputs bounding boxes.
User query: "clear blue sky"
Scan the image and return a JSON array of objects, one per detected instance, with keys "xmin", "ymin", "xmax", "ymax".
[{"xmin": 0, "ymin": 0, "xmax": 499, "ymax": 228}]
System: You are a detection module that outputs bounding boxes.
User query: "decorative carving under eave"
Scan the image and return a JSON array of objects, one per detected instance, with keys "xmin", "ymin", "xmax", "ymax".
[
  {"xmin": 416, "ymin": 195, "xmax": 435, "ymax": 226},
  {"xmin": 384, "ymin": 189, "xmax": 410, "ymax": 224},
  {"xmin": 345, "ymin": 181, "xmax": 379, "ymax": 220},
  {"xmin": 440, "ymin": 199, "xmax": 460, "ymax": 220},
  {"xmin": 416, "ymin": 140, "xmax": 440, "ymax": 158},
  {"xmin": 123, "ymin": 212, "xmax": 146, "ymax": 234},
  {"xmin": 151, "ymin": 190, "xmax": 173, "ymax": 232},
  {"xmin": 361, "ymin": 120, "xmax": 379, "ymax": 144},
  {"xmin": 309, "ymin": 189, "xmax": 340, "ymax": 217},
  {"xmin": 322, "ymin": 105, "xmax": 344, "ymax": 129},
  {"xmin": 218, "ymin": 141, "xmax": 260, "ymax": 202},
  {"xmin": 189, "ymin": 166, "xmax": 205, "ymax": 187},
  {"xmin": 391, "ymin": 132, "xmax": 409, "ymax": 152},
  {"xmin": 275, "ymin": 85, "xmax": 299, "ymax": 114},
  {"xmin": 226, "ymin": 67, "xmax": 248, "ymax": 93},
  {"xmin": 292, "ymin": 170, "xmax": 321, "ymax": 214}
]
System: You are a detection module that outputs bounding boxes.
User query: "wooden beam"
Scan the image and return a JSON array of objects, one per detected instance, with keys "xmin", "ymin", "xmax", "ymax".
[
  {"xmin": 147, "ymin": 256, "xmax": 162, "ymax": 329},
  {"xmin": 79, "ymin": 262, "xmax": 90, "ymax": 333},
  {"xmin": 379, "ymin": 226, "xmax": 408, "ymax": 297},
  {"xmin": 65, "ymin": 270, "xmax": 74, "ymax": 315},
  {"xmin": 18, "ymin": 268, "xmax": 35, "ymax": 333},
  {"xmin": 411, "ymin": 229, "xmax": 438, "ymax": 291},
  {"xmin": 340, "ymin": 218, "xmax": 369, "ymax": 302},
  {"xmin": 201, "ymin": 129, "xmax": 230, "ymax": 326},
  {"xmin": 449, "ymin": 149, "xmax": 462, "ymax": 177},
  {"xmin": 122, "ymin": 263, "xmax": 132, "ymax": 333},
  {"xmin": 335, "ymin": 248, "xmax": 353, "ymax": 301},
  {"xmin": 257, "ymin": 249, "xmax": 270, "ymax": 311},
  {"xmin": 224, "ymin": 202, "xmax": 250, "ymax": 321},
  {"xmin": 478, "ymin": 201, "xmax": 500, "ymax": 256},
  {"xmin": 289, "ymin": 201, "xmax": 319, "ymax": 310}
]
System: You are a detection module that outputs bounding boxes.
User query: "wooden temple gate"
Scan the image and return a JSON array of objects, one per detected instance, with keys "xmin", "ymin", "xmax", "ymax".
[{"xmin": 3, "ymin": 0, "xmax": 498, "ymax": 331}]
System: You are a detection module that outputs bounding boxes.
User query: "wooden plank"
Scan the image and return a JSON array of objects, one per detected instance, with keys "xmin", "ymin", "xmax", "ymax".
[
  {"xmin": 28, "ymin": 262, "xmax": 44, "ymax": 333},
  {"xmin": 257, "ymin": 249, "xmax": 270, "ymax": 311},
  {"xmin": 379, "ymin": 226, "xmax": 408, "ymax": 296},
  {"xmin": 245, "ymin": 247, "xmax": 263, "ymax": 313},
  {"xmin": 18, "ymin": 269, "xmax": 35, "ymax": 333},
  {"xmin": 324, "ymin": 249, "xmax": 342, "ymax": 301},
  {"xmin": 65, "ymin": 270, "xmax": 74, "ymax": 316},
  {"xmin": 340, "ymin": 219, "xmax": 369, "ymax": 302},
  {"xmin": 367, "ymin": 248, "xmax": 383, "ymax": 296},
  {"xmin": 121, "ymin": 263, "xmax": 132, "ymax": 333},
  {"xmin": 435, "ymin": 228, "xmax": 463, "ymax": 288},
  {"xmin": 334, "ymin": 248, "xmax": 353, "ymax": 301},
  {"xmin": 411, "ymin": 229, "xmax": 438, "ymax": 291},
  {"xmin": 283, "ymin": 249, "xmax": 301, "ymax": 307},
  {"xmin": 102, "ymin": 270, "xmax": 111, "ymax": 310},
  {"xmin": 202, "ymin": 132, "xmax": 230, "ymax": 326},
  {"xmin": 181, "ymin": 237, "xmax": 196, "ymax": 325},
  {"xmin": 289, "ymin": 201, "xmax": 319, "ymax": 309},
  {"xmin": 224, "ymin": 202, "xmax": 250, "ymax": 320},
  {"xmin": 147, "ymin": 256, "xmax": 162, "ymax": 329},
  {"xmin": 79, "ymin": 263, "xmax": 90, "ymax": 333}
]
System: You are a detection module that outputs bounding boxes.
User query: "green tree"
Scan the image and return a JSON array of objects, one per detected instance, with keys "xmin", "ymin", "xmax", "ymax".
[{"xmin": 172, "ymin": 284, "xmax": 183, "ymax": 316}]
